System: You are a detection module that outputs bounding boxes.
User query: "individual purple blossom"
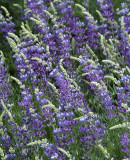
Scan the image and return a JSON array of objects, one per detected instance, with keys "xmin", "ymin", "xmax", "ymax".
[
  {"xmin": 79, "ymin": 116, "xmax": 89, "ymax": 123},
  {"xmin": 121, "ymin": 75, "xmax": 130, "ymax": 83},
  {"xmin": 6, "ymin": 154, "xmax": 17, "ymax": 160},
  {"xmin": 120, "ymin": 8, "xmax": 129, "ymax": 15},
  {"xmin": 79, "ymin": 127, "xmax": 90, "ymax": 133},
  {"xmin": 97, "ymin": 0, "xmax": 107, "ymax": 5},
  {"xmin": 121, "ymin": 3, "xmax": 127, "ymax": 7},
  {"xmin": 53, "ymin": 128, "xmax": 62, "ymax": 135},
  {"xmin": 83, "ymin": 0, "xmax": 89, "ymax": 7}
]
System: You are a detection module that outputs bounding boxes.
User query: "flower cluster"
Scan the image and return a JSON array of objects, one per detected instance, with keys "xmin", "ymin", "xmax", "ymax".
[
  {"xmin": 120, "ymin": 132, "xmax": 130, "ymax": 159},
  {"xmin": 0, "ymin": 6, "xmax": 15, "ymax": 37}
]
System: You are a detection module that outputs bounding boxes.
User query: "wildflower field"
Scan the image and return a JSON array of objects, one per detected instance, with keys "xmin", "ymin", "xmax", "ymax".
[{"xmin": 0, "ymin": 0, "xmax": 130, "ymax": 159}]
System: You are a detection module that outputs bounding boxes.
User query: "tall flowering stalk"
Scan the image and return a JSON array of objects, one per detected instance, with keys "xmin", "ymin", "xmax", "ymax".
[
  {"xmin": 0, "ymin": 6, "xmax": 16, "ymax": 37},
  {"xmin": 120, "ymin": 132, "xmax": 130, "ymax": 159}
]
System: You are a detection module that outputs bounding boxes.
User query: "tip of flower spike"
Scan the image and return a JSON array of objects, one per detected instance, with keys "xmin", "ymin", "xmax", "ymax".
[
  {"xmin": 10, "ymin": 76, "xmax": 22, "ymax": 86},
  {"xmin": 109, "ymin": 122, "xmax": 130, "ymax": 130},
  {"xmin": 0, "ymin": 51, "xmax": 5, "ymax": 63},
  {"xmin": 57, "ymin": 147, "xmax": 72, "ymax": 159},
  {"xmin": 75, "ymin": 4, "xmax": 86, "ymax": 12},
  {"xmin": 1, "ymin": 6, "xmax": 10, "ymax": 17},
  {"xmin": 1, "ymin": 99, "xmax": 15, "ymax": 123},
  {"xmin": 97, "ymin": 144, "xmax": 110, "ymax": 159},
  {"xmin": 27, "ymin": 139, "xmax": 47, "ymax": 146}
]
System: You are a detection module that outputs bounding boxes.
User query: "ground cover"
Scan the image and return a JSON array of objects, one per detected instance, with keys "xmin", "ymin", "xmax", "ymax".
[{"xmin": 0, "ymin": 0, "xmax": 129, "ymax": 159}]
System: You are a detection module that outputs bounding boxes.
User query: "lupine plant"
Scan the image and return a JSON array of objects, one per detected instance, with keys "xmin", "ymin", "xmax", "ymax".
[{"xmin": 0, "ymin": 0, "xmax": 130, "ymax": 160}]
